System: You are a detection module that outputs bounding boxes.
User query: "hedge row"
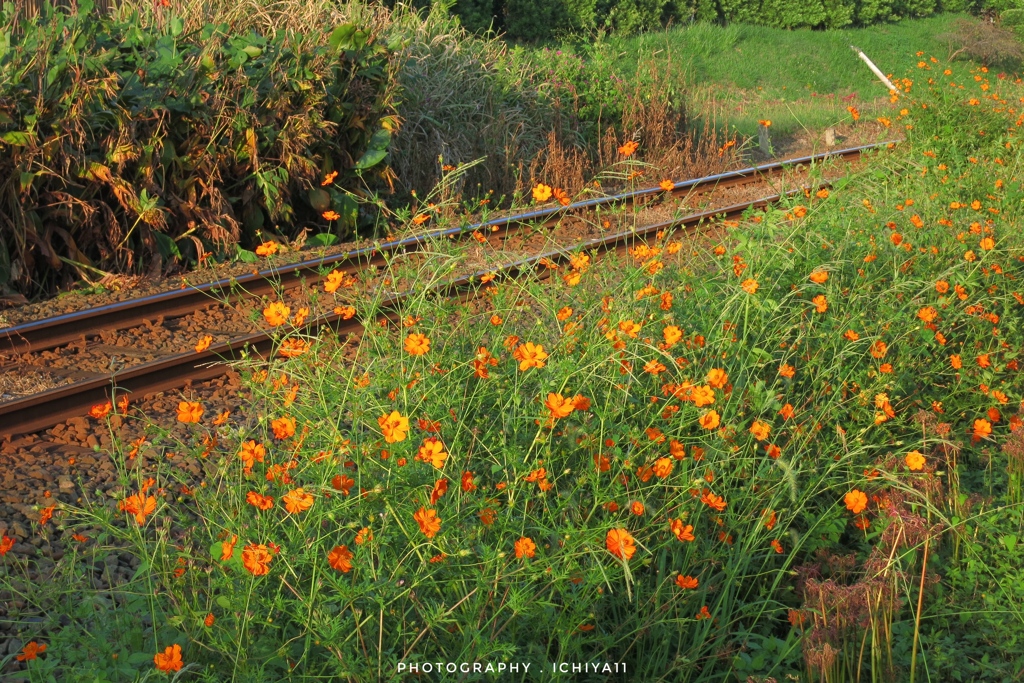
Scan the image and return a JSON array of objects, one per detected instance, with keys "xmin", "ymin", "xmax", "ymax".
[
  {"xmin": 0, "ymin": 1, "xmax": 398, "ymax": 297},
  {"xmin": 441, "ymin": 0, "xmax": 1024, "ymax": 41}
]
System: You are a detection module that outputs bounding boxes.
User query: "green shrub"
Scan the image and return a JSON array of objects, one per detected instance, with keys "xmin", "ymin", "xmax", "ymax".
[
  {"xmin": 1002, "ymin": 8, "xmax": 1024, "ymax": 24},
  {"xmin": 597, "ymin": 0, "xmax": 669, "ymax": 34},
  {"xmin": 503, "ymin": 0, "xmax": 598, "ymax": 40},
  {"xmin": 0, "ymin": 1, "xmax": 397, "ymax": 297}
]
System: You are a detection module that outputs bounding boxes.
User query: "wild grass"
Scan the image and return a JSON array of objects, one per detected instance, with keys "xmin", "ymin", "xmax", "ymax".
[
  {"xmin": 542, "ymin": 13, "xmax": 998, "ymax": 138},
  {"xmin": 4, "ymin": 55, "xmax": 1024, "ymax": 682}
]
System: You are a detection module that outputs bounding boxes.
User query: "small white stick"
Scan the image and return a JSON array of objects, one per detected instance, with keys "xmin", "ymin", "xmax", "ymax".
[{"xmin": 850, "ymin": 45, "xmax": 897, "ymax": 93}]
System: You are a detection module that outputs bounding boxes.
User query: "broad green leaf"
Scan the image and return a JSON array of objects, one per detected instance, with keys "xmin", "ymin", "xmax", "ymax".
[
  {"xmin": 329, "ymin": 24, "xmax": 357, "ymax": 51},
  {"xmin": 1, "ymin": 131, "xmax": 32, "ymax": 146},
  {"xmin": 306, "ymin": 233, "xmax": 338, "ymax": 247},
  {"xmin": 354, "ymin": 147, "xmax": 387, "ymax": 170},
  {"xmin": 367, "ymin": 128, "xmax": 391, "ymax": 150}
]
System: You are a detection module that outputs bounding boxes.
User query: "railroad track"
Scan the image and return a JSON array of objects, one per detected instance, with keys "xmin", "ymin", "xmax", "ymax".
[{"xmin": 0, "ymin": 142, "xmax": 890, "ymax": 438}]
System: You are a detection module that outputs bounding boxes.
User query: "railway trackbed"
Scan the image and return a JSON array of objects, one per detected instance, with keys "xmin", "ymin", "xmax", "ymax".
[{"xmin": 0, "ymin": 143, "xmax": 890, "ymax": 438}]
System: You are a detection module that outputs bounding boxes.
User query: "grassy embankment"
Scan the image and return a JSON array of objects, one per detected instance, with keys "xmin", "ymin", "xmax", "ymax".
[{"xmin": 530, "ymin": 14, "xmax": 995, "ymax": 145}]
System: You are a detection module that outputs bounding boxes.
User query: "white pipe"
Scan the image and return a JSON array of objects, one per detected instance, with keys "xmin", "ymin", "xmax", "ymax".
[{"xmin": 850, "ymin": 45, "xmax": 897, "ymax": 94}]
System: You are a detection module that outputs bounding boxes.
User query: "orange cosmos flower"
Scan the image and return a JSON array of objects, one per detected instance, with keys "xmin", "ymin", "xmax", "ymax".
[
  {"xmin": 414, "ymin": 507, "xmax": 441, "ymax": 538},
  {"xmin": 513, "ymin": 342, "xmax": 548, "ymax": 370},
  {"xmin": 749, "ymin": 420, "xmax": 770, "ymax": 441},
  {"xmin": 779, "ymin": 403, "xmax": 795, "ymax": 420},
  {"xmin": 204, "ymin": 613, "xmax": 215, "ymax": 627},
  {"xmin": 255, "ymin": 242, "xmax": 278, "ymax": 257},
  {"xmin": 278, "ymin": 338, "xmax": 309, "ymax": 358},
  {"xmin": 905, "ymin": 450, "xmax": 925, "ymax": 471},
  {"xmin": 532, "ymin": 183, "xmax": 553, "ymax": 202},
  {"xmin": 809, "ymin": 269, "xmax": 829, "ymax": 284},
  {"xmin": 706, "ymin": 368, "xmax": 728, "ymax": 388},
  {"xmin": 917, "ymin": 306, "xmax": 938, "ymax": 323},
  {"xmin": 690, "ymin": 386, "xmax": 715, "ymax": 407},
  {"xmin": 779, "ymin": 364, "xmax": 795, "ymax": 378},
  {"xmin": 322, "ymin": 210, "xmax": 341, "ymax": 221},
  {"xmin": 618, "ymin": 140, "xmax": 639, "ymax": 157},
  {"xmin": 557, "ymin": 306, "xmax": 573, "ymax": 321},
  {"xmin": 870, "ymin": 340, "xmax": 888, "ymax": 358},
  {"xmin": 379, "ymin": 411, "xmax": 410, "ymax": 443},
  {"xmin": 177, "ymin": 401, "xmax": 202, "ymax": 423},
  {"xmin": 606, "ymin": 528, "xmax": 636, "ymax": 561},
  {"xmin": 119, "ymin": 490, "xmax": 157, "ymax": 525},
  {"xmin": 771, "ymin": 539, "xmax": 784, "ymax": 554},
  {"xmin": 416, "ymin": 437, "xmax": 448, "ymax": 468},
  {"xmin": 701, "ymin": 491, "xmax": 727, "ymax": 511},
  {"xmin": 356, "ymin": 527, "xmax": 373, "ymax": 545},
  {"xmin": 741, "ymin": 278, "xmax": 759, "ymax": 294},
  {"xmin": 242, "ymin": 543, "xmax": 273, "ymax": 576},
  {"xmin": 545, "ymin": 393, "xmax": 575, "ymax": 420},
  {"xmin": 676, "ymin": 575, "xmax": 698, "ymax": 590},
  {"xmin": 324, "ymin": 270, "xmax": 345, "ymax": 293},
  {"xmin": 659, "ymin": 179, "xmax": 674, "ymax": 192},
  {"xmin": 847, "ymin": 105, "xmax": 860, "ymax": 120},
  {"xmin": 515, "ymin": 537, "xmax": 537, "ymax": 559},
  {"xmin": 194, "ymin": 335, "xmax": 213, "ymax": 353},
  {"xmin": 973, "ymin": 418, "xmax": 992, "ymax": 441},
  {"xmin": 263, "ymin": 301, "xmax": 290, "ymax": 327},
  {"xmin": 812, "ymin": 295, "xmax": 828, "ymax": 313},
  {"xmin": 271, "ymin": 416, "xmax": 296, "ymax": 439},
  {"xmin": 282, "ymin": 488, "xmax": 314, "ymax": 514},
  {"xmin": 793, "ymin": 205, "xmax": 808, "ymax": 218},
  {"xmin": 429, "ymin": 478, "xmax": 449, "ymax": 504},
  {"xmin": 322, "ymin": 170, "xmax": 338, "ymax": 186},
  {"xmin": 335, "ymin": 305, "xmax": 356, "ymax": 319},
  {"xmin": 332, "ymin": 474, "xmax": 355, "ymax": 495},
  {"xmin": 38, "ymin": 505, "xmax": 54, "ymax": 526},
  {"xmin": 652, "ymin": 457, "xmax": 673, "ymax": 478},
  {"xmin": 404, "ymin": 333, "xmax": 430, "ymax": 356},
  {"xmin": 618, "ymin": 320, "xmax": 641, "ymax": 338},
  {"xmin": 89, "ymin": 402, "xmax": 113, "ymax": 419},
  {"xmin": 245, "ymin": 491, "xmax": 274, "ymax": 511},
  {"xmin": 154, "ymin": 644, "xmax": 183, "ymax": 672},
  {"xmin": 663, "ymin": 325, "xmax": 683, "ymax": 346},
  {"xmin": 220, "ymin": 535, "xmax": 237, "ymax": 560},
  {"xmin": 696, "ymin": 605, "xmax": 712, "ymax": 620},
  {"xmin": 0, "ymin": 534, "xmax": 14, "ymax": 556},
  {"xmin": 844, "ymin": 330, "xmax": 860, "ymax": 342},
  {"xmin": 699, "ymin": 410, "xmax": 720, "ymax": 430},
  {"xmin": 327, "ymin": 545, "xmax": 354, "ymax": 573},
  {"xmin": 630, "ymin": 501, "xmax": 645, "ymax": 516},
  {"xmin": 950, "ymin": 354, "xmax": 962, "ymax": 369},
  {"xmin": 980, "ymin": 236, "xmax": 995, "ymax": 250},
  {"xmin": 844, "ymin": 489, "xmax": 868, "ymax": 515},
  {"xmin": 16, "ymin": 641, "xmax": 47, "ymax": 662}
]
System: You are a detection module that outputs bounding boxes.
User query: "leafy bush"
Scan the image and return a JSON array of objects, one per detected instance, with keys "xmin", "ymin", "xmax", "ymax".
[
  {"xmin": 503, "ymin": 0, "xmax": 599, "ymax": 41},
  {"xmin": 0, "ymin": 1, "xmax": 398, "ymax": 297}
]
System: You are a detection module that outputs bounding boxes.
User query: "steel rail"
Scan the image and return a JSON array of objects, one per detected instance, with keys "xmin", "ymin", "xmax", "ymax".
[
  {"xmin": 0, "ymin": 142, "xmax": 890, "ymax": 356},
  {"xmin": 0, "ymin": 183, "xmax": 821, "ymax": 438}
]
